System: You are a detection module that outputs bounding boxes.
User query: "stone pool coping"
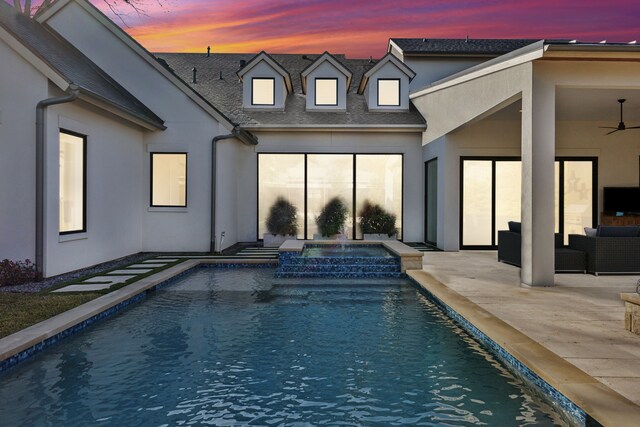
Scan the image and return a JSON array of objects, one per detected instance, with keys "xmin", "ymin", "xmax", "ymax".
[
  {"xmin": 409, "ymin": 270, "xmax": 640, "ymax": 427},
  {"xmin": 279, "ymin": 239, "xmax": 423, "ymax": 272},
  {"xmin": 0, "ymin": 259, "xmax": 276, "ymax": 368}
]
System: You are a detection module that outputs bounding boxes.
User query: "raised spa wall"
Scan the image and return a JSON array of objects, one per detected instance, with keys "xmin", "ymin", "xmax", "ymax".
[{"xmin": 278, "ymin": 240, "xmax": 424, "ymax": 272}]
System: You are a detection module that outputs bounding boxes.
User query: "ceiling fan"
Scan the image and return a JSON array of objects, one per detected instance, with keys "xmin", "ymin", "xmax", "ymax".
[{"xmin": 600, "ymin": 99, "xmax": 640, "ymax": 135}]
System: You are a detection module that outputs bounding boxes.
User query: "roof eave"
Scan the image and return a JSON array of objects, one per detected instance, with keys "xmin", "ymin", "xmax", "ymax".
[{"xmin": 78, "ymin": 90, "xmax": 166, "ymax": 131}]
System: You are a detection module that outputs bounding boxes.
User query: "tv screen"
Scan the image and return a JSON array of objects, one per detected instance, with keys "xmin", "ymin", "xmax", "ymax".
[{"xmin": 603, "ymin": 187, "xmax": 640, "ymax": 213}]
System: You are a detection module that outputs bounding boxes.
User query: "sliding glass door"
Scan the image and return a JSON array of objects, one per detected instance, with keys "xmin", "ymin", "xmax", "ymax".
[
  {"xmin": 258, "ymin": 153, "xmax": 403, "ymax": 240},
  {"xmin": 460, "ymin": 157, "xmax": 596, "ymax": 249}
]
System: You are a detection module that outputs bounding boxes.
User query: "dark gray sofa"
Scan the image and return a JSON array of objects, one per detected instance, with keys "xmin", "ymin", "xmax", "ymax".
[
  {"xmin": 568, "ymin": 226, "xmax": 640, "ymax": 275},
  {"xmin": 497, "ymin": 222, "xmax": 586, "ymax": 272}
]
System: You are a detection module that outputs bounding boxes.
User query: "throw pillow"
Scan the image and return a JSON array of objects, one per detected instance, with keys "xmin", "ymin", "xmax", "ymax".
[
  {"xmin": 508, "ymin": 221, "xmax": 521, "ymax": 234},
  {"xmin": 584, "ymin": 227, "xmax": 597, "ymax": 237}
]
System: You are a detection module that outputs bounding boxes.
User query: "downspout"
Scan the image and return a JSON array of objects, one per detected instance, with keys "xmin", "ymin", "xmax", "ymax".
[
  {"xmin": 210, "ymin": 126, "xmax": 258, "ymax": 253},
  {"xmin": 35, "ymin": 85, "xmax": 80, "ymax": 279}
]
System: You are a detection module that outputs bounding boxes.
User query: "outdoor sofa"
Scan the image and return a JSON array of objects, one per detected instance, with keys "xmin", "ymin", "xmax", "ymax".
[
  {"xmin": 568, "ymin": 226, "xmax": 640, "ymax": 275},
  {"xmin": 497, "ymin": 222, "xmax": 586, "ymax": 272}
]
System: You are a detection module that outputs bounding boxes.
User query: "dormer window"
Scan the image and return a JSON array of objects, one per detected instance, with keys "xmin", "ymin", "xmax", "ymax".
[
  {"xmin": 301, "ymin": 52, "xmax": 352, "ymax": 111},
  {"xmin": 315, "ymin": 78, "xmax": 338, "ymax": 106},
  {"xmin": 237, "ymin": 51, "xmax": 293, "ymax": 110},
  {"xmin": 358, "ymin": 53, "xmax": 415, "ymax": 111},
  {"xmin": 377, "ymin": 79, "xmax": 400, "ymax": 106},
  {"xmin": 252, "ymin": 77, "xmax": 275, "ymax": 106}
]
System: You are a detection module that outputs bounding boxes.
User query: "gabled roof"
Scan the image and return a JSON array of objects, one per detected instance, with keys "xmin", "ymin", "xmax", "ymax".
[
  {"xmin": 0, "ymin": 1, "xmax": 165, "ymax": 130},
  {"xmin": 156, "ymin": 52, "xmax": 426, "ymax": 130},
  {"xmin": 237, "ymin": 51, "xmax": 293, "ymax": 93},
  {"xmin": 389, "ymin": 38, "xmax": 540, "ymax": 56},
  {"xmin": 35, "ymin": 0, "xmax": 236, "ymax": 131},
  {"xmin": 357, "ymin": 53, "xmax": 416, "ymax": 94},
  {"xmin": 300, "ymin": 51, "xmax": 353, "ymax": 94}
]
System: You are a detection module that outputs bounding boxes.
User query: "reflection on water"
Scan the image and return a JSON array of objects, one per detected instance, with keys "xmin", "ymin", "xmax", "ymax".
[{"xmin": 0, "ymin": 269, "xmax": 567, "ymax": 426}]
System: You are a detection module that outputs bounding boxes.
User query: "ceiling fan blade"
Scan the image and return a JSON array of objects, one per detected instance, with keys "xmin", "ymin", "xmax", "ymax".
[
  {"xmin": 606, "ymin": 129, "xmax": 620, "ymax": 135},
  {"xmin": 625, "ymin": 126, "xmax": 640, "ymax": 129},
  {"xmin": 599, "ymin": 126, "xmax": 618, "ymax": 129}
]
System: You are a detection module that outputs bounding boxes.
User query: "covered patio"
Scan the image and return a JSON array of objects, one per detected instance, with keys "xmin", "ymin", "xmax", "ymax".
[{"xmin": 412, "ymin": 40, "xmax": 640, "ymax": 286}]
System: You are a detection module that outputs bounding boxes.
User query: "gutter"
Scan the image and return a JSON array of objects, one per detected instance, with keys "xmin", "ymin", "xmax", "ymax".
[
  {"xmin": 36, "ymin": 84, "xmax": 80, "ymax": 279},
  {"xmin": 210, "ymin": 127, "xmax": 258, "ymax": 253}
]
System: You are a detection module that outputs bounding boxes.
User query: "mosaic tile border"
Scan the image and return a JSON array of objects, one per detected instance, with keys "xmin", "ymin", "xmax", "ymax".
[
  {"xmin": 0, "ymin": 263, "xmax": 273, "ymax": 375},
  {"xmin": 407, "ymin": 276, "xmax": 592, "ymax": 427}
]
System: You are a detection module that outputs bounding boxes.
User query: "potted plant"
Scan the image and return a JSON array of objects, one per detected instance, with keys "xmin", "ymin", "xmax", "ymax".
[
  {"xmin": 358, "ymin": 201, "xmax": 397, "ymax": 240},
  {"xmin": 314, "ymin": 197, "xmax": 348, "ymax": 239},
  {"xmin": 264, "ymin": 197, "xmax": 298, "ymax": 247}
]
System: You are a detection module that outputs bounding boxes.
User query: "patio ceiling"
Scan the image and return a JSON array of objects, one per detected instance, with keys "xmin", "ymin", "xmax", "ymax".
[{"xmin": 487, "ymin": 88, "xmax": 640, "ymax": 122}]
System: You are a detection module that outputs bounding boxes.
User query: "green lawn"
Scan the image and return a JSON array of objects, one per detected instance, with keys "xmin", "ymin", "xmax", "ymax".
[{"xmin": 0, "ymin": 292, "xmax": 99, "ymax": 339}]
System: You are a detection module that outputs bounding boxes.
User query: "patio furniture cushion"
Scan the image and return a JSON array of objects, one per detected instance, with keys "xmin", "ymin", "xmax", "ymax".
[
  {"xmin": 508, "ymin": 221, "xmax": 521, "ymax": 233},
  {"xmin": 596, "ymin": 225, "xmax": 640, "ymax": 237}
]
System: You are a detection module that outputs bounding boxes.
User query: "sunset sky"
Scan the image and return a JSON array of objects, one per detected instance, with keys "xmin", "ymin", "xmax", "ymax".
[{"xmin": 47, "ymin": 0, "xmax": 640, "ymax": 57}]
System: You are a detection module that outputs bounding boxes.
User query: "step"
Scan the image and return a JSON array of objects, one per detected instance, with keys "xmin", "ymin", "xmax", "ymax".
[
  {"xmin": 280, "ymin": 256, "xmax": 399, "ymax": 266},
  {"xmin": 274, "ymin": 271, "xmax": 405, "ymax": 279},
  {"xmin": 276, "ymin": 263, "xmax": 401, "ymax": 273}
]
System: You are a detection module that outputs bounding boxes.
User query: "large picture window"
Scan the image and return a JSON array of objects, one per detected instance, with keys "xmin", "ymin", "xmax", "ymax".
[
  {"xmin": 460, "ymin": 157, "xmax": 597, "ymax": 249},
  {"xmin": 151, "ymin": 153, "xmax": 187, "ymax": 207},
  {"xmin": 251, "ymin": 78, "xmax": 275, "ymax": 106},
  {"xmin": 59, "ymin": 130, "xmax": 86, "ymax": 234},
  {"xmin": 258, "ymin": 153, "xmax": 403, "ymax": 240},
  {"xmin": 314, "ymin": 78, "xmax": 338, "ymax": 106}
]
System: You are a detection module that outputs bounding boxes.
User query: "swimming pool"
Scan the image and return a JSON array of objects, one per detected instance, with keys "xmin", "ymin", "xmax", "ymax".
[{"xmin": 0, "ymin": 268, "xmax": 566, "ymax": 425}]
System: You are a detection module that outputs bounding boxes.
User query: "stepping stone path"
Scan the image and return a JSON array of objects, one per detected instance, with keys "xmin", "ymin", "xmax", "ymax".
[{"xmin": 50, "ymin": 248, "xmax": 277, "ymax": 293}]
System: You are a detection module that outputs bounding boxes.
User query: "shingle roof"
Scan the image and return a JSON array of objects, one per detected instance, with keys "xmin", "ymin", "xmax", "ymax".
[
  {"xmin": 390, "ymin": 38, "xmax": 540, "ymax": 56},
  {"xmin": 155, "ymin": 52, "xmax": 426, "ymax": 128},
  {"xmin": 0, "ymin": 2, "xmax": 164, "ymax": 129}
]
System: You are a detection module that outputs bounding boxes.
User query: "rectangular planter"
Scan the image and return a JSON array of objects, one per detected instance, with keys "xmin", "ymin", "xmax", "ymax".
[
  {"xmin": 263, "ymin": 234, "xmax": 296, "ymax": 248},
  {"xmin": 363, "ymin": 234, "xmax": 397, "ymax": 241}
]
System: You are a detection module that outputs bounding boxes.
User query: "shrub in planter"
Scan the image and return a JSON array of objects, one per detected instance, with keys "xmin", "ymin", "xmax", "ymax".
[
  {"xmin": 358, "ymin": 201, "xmax": 397, "ymax": 237},
  {"xmin": 0, "ymin": 259, "xmax": 37, "ymax": 287},
  {"xmin": 266, "ymin": 197, "xmax": 298, "ymax": 237},
  {"xmin": 316, "ymin": 197, "xmax": 348, "ymax": 237}
]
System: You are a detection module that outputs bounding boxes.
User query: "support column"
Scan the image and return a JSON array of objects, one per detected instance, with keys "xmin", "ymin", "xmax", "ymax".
[{"xmin": 521, "ymin": 66, "xmax": 555, "ymax": 286}]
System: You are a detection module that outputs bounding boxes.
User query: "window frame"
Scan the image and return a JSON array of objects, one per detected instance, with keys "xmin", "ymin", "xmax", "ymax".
[
  {"xmin": 59, "ymin": 129, "xmax": 87, "ymax": 235},
  {"xmin": 459, "ymin": 156, "xmax": 598, "ymax": 249},
  {"xmin": 150, "ymin": 152, "xmax": 188, "ymax": 208},
  {"xmin": 314, "ymin": 77, "xmax": 339, "ymax": 106},
  {"xmin": 251, "ymin": 77, "xmax": 276, "ymax": 106},
  {"xmin": 377, "ymin": 78, "xmax": 401, "ymax": 107},
  {"xmin": 257, "ymin": 152, "xmax": 404, "ymax": 241}
]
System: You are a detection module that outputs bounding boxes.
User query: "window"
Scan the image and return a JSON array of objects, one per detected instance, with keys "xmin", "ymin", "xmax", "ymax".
[
  {"xmin": 314, "ymin": 78, "xmax": 338, "ymax": 106},
  {"xmin": 460, "ymin": 157, "xmax": 597, "ymax": 249},
  {"xmin": 258, "ymin": 154, "xmax": 403, "ymax": 240},
  {"xmin": 251, "ymin": 78, "xmax": 275, "ymax": 106},
  {"xmin": 377, "ymin": 79, "xmax": 400, "ymax": 106},
  {"xmin": 59, "ymin": 130, "xmax": 86, "ymax": 234},
  {"xmin": 151, "ymin": 153, "xmax": 187, "ymax": 207}
]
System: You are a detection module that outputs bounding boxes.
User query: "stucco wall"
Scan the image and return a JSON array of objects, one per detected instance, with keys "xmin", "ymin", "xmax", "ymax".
[
  {"xmin": 44, "ymin": 97, "xmax": 146, "ymax": 277},
  {"xmin": 46, "ymin": 1, "xmax": 223, "ymax": 253},
  {"xmin": 0, "ymin": 38, "xmax": 48, "ymax": 263},
  {"xmin": 405, "ymin": 57, "xmax": 487, "ymax": 92},
  {"xmin": 232, "ymin": 131, "xmax": 424, "ymax": 242}
]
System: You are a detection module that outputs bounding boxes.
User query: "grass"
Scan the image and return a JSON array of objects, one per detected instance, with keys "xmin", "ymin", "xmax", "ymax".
[{"xmin": 0, "ymin": 292, "xmax": 100, "ymax": 339}]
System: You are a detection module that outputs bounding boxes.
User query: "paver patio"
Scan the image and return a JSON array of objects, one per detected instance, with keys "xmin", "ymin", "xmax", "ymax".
[{"xmin": 421, "ymin": 251, "xmax": 640, "ymax": 407}]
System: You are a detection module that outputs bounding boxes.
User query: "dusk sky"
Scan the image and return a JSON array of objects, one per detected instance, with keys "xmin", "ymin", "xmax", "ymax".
[{"xmin": 50, "ymin": 0, "xmax": 640, "ymax": 57}]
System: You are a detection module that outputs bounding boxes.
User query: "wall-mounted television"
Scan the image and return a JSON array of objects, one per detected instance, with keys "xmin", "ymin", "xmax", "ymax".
[{"xmin": 603, "ymin": 187, "xmax": 640, "ymax": 214}]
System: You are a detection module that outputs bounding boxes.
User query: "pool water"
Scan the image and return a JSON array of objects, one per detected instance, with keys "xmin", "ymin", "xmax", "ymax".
[
  {"xmin": 302, "ymin": 244, "xmax": 395, "ymax": 258},
  {"xmin": 0, "ymin": 268, "xmax": 566, "ymax": 426}
]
